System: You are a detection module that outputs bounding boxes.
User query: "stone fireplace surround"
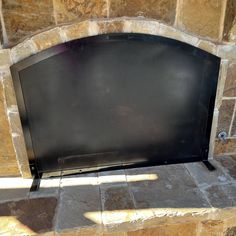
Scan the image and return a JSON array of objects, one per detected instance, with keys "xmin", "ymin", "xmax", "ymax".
[{"xmin": 0, "ymin": 17, "xmax": 236, "ymax": 178}]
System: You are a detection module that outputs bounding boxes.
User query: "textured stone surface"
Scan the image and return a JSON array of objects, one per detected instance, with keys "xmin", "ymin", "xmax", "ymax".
[
  {"xmin": 2, "ymin": 0, "xmax": 55, "ymax": 46},
  {"xmin": 215, "ymin": 156, "xmax": 236, "ymax": 180},
  {"xmin": 57, "ymin": 173, "xmax": 102, "ymax": 231},
  {"xmin": 54, "ymin": 0, "xmax": 107, "ymax": 24},
  {"xmin": 56, "ymin": 227, "xmax": 99, "ymax": 236},
  {"xmin": 0, "ymin": 197, "xmax": 57, "ymax": 235},
  {"xmin": 128, "ymin": 223, "xmax": 197, "ymax": 236},
  {"xmin": 202, "ymin": 184, "xmax": 236, "ymax": 208},
  {"xmin": 217, "ymin": 45, "xmax": 236, "ymax": 60},
  {"xmin": 215, "ymin": 60, "xmax": 230, "ymax": 110},
  {"xmin": 215, "ymin": 139, "xmax": 236, "ymax": 156},
  {"xmin": 32, "ymin": 28, "xmax": 63, "ymax": 51},
  {"xmin": 223, "ymin": 0, "xmax": 236, "ymax": 41},
  {"xmin": 0, "ymin": 155, "xmax": 17, "ymax": 166},
  {"xmin": 159, "ymin": 23, "xmax": 199, "ymax": 46},
  {"xmin": 0, "ymin": 80, "xmax": 15, "ymax": 157},
  {"xmin": 232, "ymin": 115, "xmax": 236, "ymax": 136},
  {"xmin": 0, "ymin": 177, "xmax": 32, "ymax": 202},
  {"xmin": 30, "ymin": 176, "xmax": 61, "ymax": 198},
  {"xmin": 0, "ymin": 49, "xmax": 11, "ymax": 66},
  {"xmin": 61, "ymin": 20, "xmax": 90, "ymax": 41},
  {"xmin": 11, "ymin": 39, "xmax": 37, "ymax": 63},
  {"xmin": 99, "ymin": 170, "xmax": 136, "ymax": 225},
  {"xmin": 7, "ymin": 109, "xmax": 31, "ymax": 178},
  {"xmin": 98, "ymin": 20, "xmax": 125, "ymax": 34},
  {"xmin": 2, "ymin": 69, "xmax": 17, "ymax": 107},
  {"xmin": 0, "ymin": 164, "xmax": 20, "ymax": 176},
  {"xmin": 197, "ymin": 40, "xmax": 217, "ymax": 55},
  {"xmin": 185, "ymin": 162, "xmax": 231, "ymax": 188},
  {"xmin": 228, "ymin": 21, "xmax": 236, "ymax": 43},
  {"xmin": 126, "ymin": 165, "xmax": 210, "ymax": 209},
  {"xmin": 109, "ymin": 0, "xmax": 177, "ymax": 24},
  {"xmin": 225, "ymin": 227, "xmax": 236, "ymax": 236},
  {"xmin": 217, "ymin": 100, "xmax": 235, "ymax": 135},
  {"xmin": 224, "ymin": 62, "xmax": 236, "ymax": 97},
  {"xmin": 199, "ymin": 220, "xmax": 224, "ymax": 236},
  {"xmin": 176, "ymin": 0, "xmax": 225, "ymax": 40},
  {"xmin": 123, "ymin": 19, "xmax": 160, "ymax": 35}
]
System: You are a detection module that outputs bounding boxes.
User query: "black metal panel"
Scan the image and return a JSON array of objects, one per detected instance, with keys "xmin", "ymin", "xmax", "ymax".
[{"xmin": 10, "ymin": 33, "xmax": 220, "ymax": 174}]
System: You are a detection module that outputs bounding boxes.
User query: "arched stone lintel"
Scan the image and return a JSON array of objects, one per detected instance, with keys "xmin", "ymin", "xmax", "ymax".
[{"xmin": 9, "ymin": 17, "xmax": 233, "ymax": 65}]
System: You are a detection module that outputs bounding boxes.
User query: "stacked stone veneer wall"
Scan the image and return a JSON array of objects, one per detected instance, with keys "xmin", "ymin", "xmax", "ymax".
[
  {"xmin": 0, "ymin": 1, "xmax": 236, "ymax": 178},
  {"xmin": 1, "ymin": 0, "xmax": 236, "ymax": 46}
]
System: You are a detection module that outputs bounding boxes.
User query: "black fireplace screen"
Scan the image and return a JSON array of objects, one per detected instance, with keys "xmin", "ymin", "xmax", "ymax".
[{"xmin": 11, "ymin": 33, "xmax": 220, "ymax": 174}]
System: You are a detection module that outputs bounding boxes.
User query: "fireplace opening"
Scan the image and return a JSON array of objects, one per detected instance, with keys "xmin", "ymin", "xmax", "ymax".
[{"xmin": 10, "ymin": 33, "xmax": 220, "ymax": 175}]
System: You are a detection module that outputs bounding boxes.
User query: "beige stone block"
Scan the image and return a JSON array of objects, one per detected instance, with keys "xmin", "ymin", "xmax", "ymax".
[
  {"xmin": 56, "ymin": 227, "xmax": 99, "ymax": 236},
  {"xmin": 223, "ymin": 0, "xmax": 236, "ymax": 42},
  {"xmin": 39, "ymin": 232, "xmax": 55, "ymax": 236},
  {"xmin": 214, "ymin": 139, "xmax": 236, "ymax": 156},
  {"xmin": 0, "ymin": 164, "xmax": 20, "ymax": 176},
  {"xmin": 232, "ymin": 114, "xmax": 236, "ymax": 136},
  {"xmin": 223, "ymin": 62, "xmax": 236, "ymax": 97},
  {"xmin": 0, "ymin": 155, "xmax": 18, "ymax": 165},
  {"xmin": 127, "ymin": 223, "xmax": 198, "ymax": 236},
  {"xmin": 32, "ymin": 28, "xmax": 63, "ymax": 51},
  {"xmin": 224, "ymin": 214, "xmax": 236, "ymax": 230},
  {"xmin": 61, "ymin": 21, "xmax": 91, "ymax": 41},
  {"xmin": 197, "ymin": 40, "xmax": 217, "ymax": 55},
  {"xmin": 53, "ymin": 0, "xmax": 107, "ymax": 24},
  {"xmin": 199, "ymin": 220, "xmax": 224, "ymax": 236},
  {"xmin": 97, "ymin": 20, "xmax": 125, "ymax": 34},
  {"xmin": 103, "ymin": 233, "xmax": 127, "ymax": 236},
  {"xmin": 0, "ymin": 198, "xmax": 57, "ymax": 235},
  {"xmin": 109, "ymin": 0, "xmax": 177, "ymax": 24},
  {"xmin": 228, "ymin": 23, "xmax": 236, "ymax": 43},
  {"xmin": 11, "ymin": 39, "xmax": 38, "ymax": 63},
  {"xmin": 2, "ymin": 0, "xmax": 55, "ymax": 45},
  {"xmin": 159, "ymin": 23, "xmax": 199, "ymax": 46},
  {"xmin": 0, "ymin": 80, "xmax": 15, "ymax": 157},
  {"xmin": 123, "ymin": 19, "xmax": 160, "ymax": 35},
  {"xmin": 217, "ymin": 45, "xmax": 236, "ymax": 60},
  {"xmin": 215, "ymin": 60, "xmax": 229, "ymax": 109},
  {"xmin": 2, "ymin": 68, "xmax": 17, "ymax": 107},
  {"xmin": 217, "ymin": 99, "xmax": 235, "ymax": 135},
  {"xmin": 8, "ymin": 111, "xmax": 31, "ymax": 178},
  {"xmin": 209, "ymin": 108, "xmax": 219, "ymax": 159},
  {"xmin": 215, "ymin": 156, "xmax": 236, "ymax": 180},
  {"xmin": 176, "ymin": 0, "xmax": 225, "ymax": 40},
  {"xmin": 224, "ymin": 227, "xmax": 236, "ymax": 236},
  {"xmin": 0, "ymin": 49, "xmax": 12, "ymax": 66}
]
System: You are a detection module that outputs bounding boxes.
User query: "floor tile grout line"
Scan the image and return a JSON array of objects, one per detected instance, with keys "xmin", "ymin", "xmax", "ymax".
[
  {"xmin": 97, "ymin": 172, "xmax": 104, "ymax": 228},
  {"xmin": 229, "ymin": 99, "xmax": 236, "ymax": 136},
  {"xmin": 97, "ymin": 172, "xmax": 106, "ymax": 229},
  {"xmin": 53, "ymin": 171, "xmax": 63, "ymax": 232},
  {"xmin": 124, "ymin": 169, "xmax": 137, "ymax": 210},
  {"xmin": 184, "ymin": 164, "xmax": 213, "ymax": 208},
  {"xmin": 212, "ymin": 158, "xmax": 236, "ymax": 183}
]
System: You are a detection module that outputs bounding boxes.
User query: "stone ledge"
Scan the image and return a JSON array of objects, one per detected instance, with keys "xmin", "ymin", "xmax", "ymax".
[{"xmin": 0, "ymin": 157, "xmax": 236, "ymax": 235}]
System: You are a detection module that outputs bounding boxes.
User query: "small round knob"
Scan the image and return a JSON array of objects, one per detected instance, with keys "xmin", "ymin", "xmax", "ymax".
[{"xmin": 218, "ymin": 131, "xmax": 227, "ymax": 142}]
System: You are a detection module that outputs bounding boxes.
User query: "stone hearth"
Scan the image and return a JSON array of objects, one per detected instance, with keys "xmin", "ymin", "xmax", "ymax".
[{"xmin": 0, "ymin": 156, "xmax": 236, "ymax": 235}]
